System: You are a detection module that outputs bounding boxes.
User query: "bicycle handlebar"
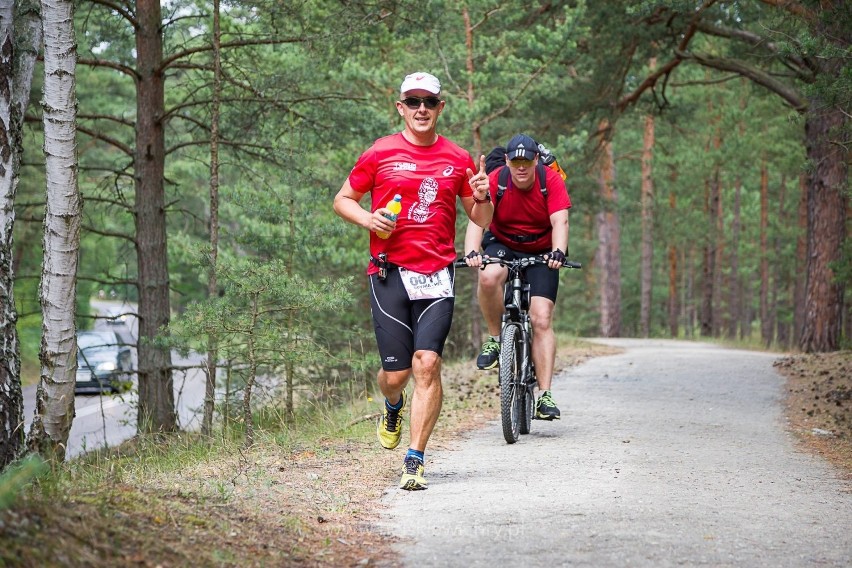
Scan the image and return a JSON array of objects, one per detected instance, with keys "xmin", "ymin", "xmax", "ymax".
[{"xmin": 454, "ymin": 255, "xmax": 582, "ymax": 270}]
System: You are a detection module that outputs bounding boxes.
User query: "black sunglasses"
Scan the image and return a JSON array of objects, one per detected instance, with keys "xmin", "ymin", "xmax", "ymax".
[{"xmin": 400, "ymin": 96, "xmax": 442, "ymax": 110}]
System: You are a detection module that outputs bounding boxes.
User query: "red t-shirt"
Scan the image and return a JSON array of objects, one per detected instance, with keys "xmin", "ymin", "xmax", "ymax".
[
  {"xmin": 487, "ymin": 165, "xmax": 571, "ymax": 253},
  {"xmin": 348, "ymin": 133, "xmax": 475, "ymax": 274}
]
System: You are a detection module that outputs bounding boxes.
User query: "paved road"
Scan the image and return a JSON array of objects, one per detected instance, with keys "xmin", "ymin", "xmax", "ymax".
[{"xmin": 378, "ymin": 339, "xmax": 852, "ymax": 567}]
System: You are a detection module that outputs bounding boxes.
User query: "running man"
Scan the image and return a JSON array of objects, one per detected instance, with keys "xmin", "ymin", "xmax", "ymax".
[{"xmin": 333, "ymin": 72, "xmax": 493, "ymax": 489}]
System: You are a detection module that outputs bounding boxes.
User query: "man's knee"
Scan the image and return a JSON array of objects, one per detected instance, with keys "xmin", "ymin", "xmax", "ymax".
[
  {"xmin": 413, "ymin": 350, "xmax": 442, "ymax": 378},
  {"xmin": 380, "ymin": 368, "xmax": 411, "ymax": 390},
  {"xmin": 530, "ymin": 303, "xmax": 554, "ymax": 332},
  {"xmin": 478, "ymin": 266, "xmax": 505, "ymax": 292}
]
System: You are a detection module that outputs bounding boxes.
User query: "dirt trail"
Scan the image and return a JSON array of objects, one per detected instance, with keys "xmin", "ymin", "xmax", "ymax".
[{"xmin": 376, "ymin": 339, "xmax": 852, "ymax": 567}]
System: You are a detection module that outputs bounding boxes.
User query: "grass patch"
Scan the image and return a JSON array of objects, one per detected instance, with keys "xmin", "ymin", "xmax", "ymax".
[{"xmin": 0, "ymin": 395, "xmax": 395, "ymax": 567}]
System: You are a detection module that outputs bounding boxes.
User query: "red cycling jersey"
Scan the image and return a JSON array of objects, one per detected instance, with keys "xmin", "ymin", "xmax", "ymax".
[
  {"xmin": 348, "ymin": 133, "xmax": 475, "ymax": 274},
  {"xmin": 487, "ymin": 165, "xmax": 571, "ymax": 253}
]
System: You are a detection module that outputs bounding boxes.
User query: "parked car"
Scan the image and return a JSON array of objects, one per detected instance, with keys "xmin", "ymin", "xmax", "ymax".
[
  {"xmin": 75, "ymin": 330, "xmax": 133, "ymax": 394},
  {"xmin": 105, "ymin": 306, "xmax": 129, "ymax": 326}
]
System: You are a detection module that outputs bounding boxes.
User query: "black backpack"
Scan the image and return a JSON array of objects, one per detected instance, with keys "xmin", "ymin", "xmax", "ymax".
[{"xmin": 484, "ymin": 145, "xmax": 549, "ymax": 206}]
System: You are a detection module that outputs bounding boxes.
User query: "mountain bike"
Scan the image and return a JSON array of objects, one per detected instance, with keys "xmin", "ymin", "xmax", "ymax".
[{"xmin": 457, "ymin": 255, "xmax": 582, "ymax": 443}]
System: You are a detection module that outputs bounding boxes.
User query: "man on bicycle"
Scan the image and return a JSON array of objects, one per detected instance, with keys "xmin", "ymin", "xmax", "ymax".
[
  {"xmin": 463, "ymin": 134, "xmax": 571, "ymax": 420},
  {"xmin": 334, "ymin": 72, "xmax": 493, "ymax": 490}
]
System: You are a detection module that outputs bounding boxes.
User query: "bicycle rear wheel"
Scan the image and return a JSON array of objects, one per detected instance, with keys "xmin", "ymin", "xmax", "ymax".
[
  {"xmin": 520, "ymin": 359, "xmax": 536, "ymax": 434},
  {"xmin": 499, "ymin": 324, "xmax": 522, "ymax": 443},
  {"xmin": 519, "ymin": 383, "xmax": 534, "ymax": 435}
]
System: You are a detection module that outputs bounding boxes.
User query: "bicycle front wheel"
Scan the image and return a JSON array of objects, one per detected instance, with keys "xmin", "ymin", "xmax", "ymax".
[{"xmin": 499, "ymin": 324, "xmax": 522, "ymax": 444}]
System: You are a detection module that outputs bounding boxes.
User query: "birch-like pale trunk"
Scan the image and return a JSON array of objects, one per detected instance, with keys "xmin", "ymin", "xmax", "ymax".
[
  {"xmin": 26, "ymin": 0, "xmax": 79, "ymax": 461},
  {"xmin": 0, "ymin": 0, "xmax": 41, "ymax": 470}
]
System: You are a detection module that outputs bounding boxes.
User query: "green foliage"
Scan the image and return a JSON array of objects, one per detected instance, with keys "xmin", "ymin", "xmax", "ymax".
[
  {"xmin": 0, "ymin": 455, "xmax": 48, "ymax": 510},
  {"xmin": 10, "ymin": 0, "xmax": 848, "ymax": 409}
]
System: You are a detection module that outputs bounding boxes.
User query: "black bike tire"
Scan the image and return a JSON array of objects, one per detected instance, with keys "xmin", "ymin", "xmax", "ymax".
[
  {"xmin": 520, "ymin": 383, "xmax": 534, "ymax": 435},
  {"xmin": 520, "ymin": 333, "xmax": 535, "ymax": 434},
  {"xmin": 499, "ymin": 324, "xmax": 521, "ymax": 444}
]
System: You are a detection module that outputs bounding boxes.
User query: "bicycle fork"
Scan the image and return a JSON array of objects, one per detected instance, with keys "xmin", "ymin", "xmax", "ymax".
[{"xmin": 520, "ymin": 315, "xmax": 535, "ymax": 388}]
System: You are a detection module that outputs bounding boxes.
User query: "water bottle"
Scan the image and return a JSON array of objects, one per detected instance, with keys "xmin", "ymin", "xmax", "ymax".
[{"xmin": 376, "ymin": 194, "xmax": 402, "ymax": 239}]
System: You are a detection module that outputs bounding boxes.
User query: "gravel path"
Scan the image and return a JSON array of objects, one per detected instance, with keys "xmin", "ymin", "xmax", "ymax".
[{"xmin": 377, "ymin": 339, "xmax": 852, "ymax": 567}]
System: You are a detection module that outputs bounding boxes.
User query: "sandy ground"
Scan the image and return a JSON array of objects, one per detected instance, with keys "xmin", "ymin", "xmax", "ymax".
[{"xmin": 374, "ymin": 339, "xmax": 852, "ymax": 567}]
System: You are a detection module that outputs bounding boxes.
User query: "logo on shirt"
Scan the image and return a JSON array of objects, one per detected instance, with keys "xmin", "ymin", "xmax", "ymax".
[
  {"xmin": 442, "ymin": 166, "xmax": 454, "ymax": 176},
  {"xmin": 409, "ymin": 177, "xmax": 439, "ymax": 224},
  {"xmin": 394, "ymin": 162, "xmax": 416, "ymax": 171}
]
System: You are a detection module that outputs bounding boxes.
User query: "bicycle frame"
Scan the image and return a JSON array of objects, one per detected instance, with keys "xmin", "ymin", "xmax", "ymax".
[
  {"xmin": 456, "ymin": 255, "xmax": 581, "ymax": 443},
  {"xmin": 500, "ymin": 257, "xmax": 539, "ymax": 441}
]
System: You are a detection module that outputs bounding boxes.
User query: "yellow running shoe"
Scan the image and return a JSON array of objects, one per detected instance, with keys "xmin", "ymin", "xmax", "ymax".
[
  {"xmin": 376, "ymin": 391, "xmax": 406, "ymax": 450},
  {"xmin": 399, "ymin": 456, "xmax": 428, "ymax": 491}
]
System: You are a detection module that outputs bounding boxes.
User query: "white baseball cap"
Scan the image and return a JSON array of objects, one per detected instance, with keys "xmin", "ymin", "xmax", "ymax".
[{"xmin": 400, "ymin": 72, "xmax": 441, "ymax": 95}]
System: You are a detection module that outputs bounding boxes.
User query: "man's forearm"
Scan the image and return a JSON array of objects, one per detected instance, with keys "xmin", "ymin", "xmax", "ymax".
[
  {"xmin": 469, "ymin": 200, "xmax": 494, "ymax": 229},
  {"xmin": 464, "ymin": 219, "xmax": 485, "ymax": 253},
  {"xmin": 551, "ymin": 214, "xmax": 569, "ymax": 253}
]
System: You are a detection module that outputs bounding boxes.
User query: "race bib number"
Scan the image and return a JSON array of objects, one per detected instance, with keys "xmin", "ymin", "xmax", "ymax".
[{"xmin": 399, "ymin": 267, "xmax": 454, "ymax": 300}]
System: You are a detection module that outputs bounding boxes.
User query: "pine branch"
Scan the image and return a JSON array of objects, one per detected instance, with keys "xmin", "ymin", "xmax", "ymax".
[
  {"xmin": 160, "ymin": 37, "xmax": 305, "ymax": 72},
  {"xmin": 78, "ymin": 57, "xmax": 139, "ymax": 80},
  {"xmin": 80, "ymin": 224, "xmax": 135, "ymax": 242},
  {"xmin": 78, "ymin": 113, "xmax": 135, "ymax": 128},
  {"xmin": 77, "ymin": 125, "xmax": 134, "ymax": 157},
  {"xmin": 77, "ymin": 274, "xmax": 137, "ymax": 287},
  {"xmin": 675, "ymin": 50, "xmax": 808, "ymax": 111},
  {"xmin": 86, "ymin": 0, "xmax": 137, "ymax": 27},
  {"xmin": 757, "ymin": 0, "xmax": 815, "ymax": 22},
  {"xmin": 616, "ymin": 0, "xmax": 717, "ymax": 112},
  {"xmin": 695, "ymin": 20, "xmax": 816, "ymax": 80}
]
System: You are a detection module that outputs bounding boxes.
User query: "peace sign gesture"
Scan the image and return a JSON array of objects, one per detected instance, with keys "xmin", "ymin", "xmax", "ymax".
[{"xmin": 466, "ymin": 155, "xmax": 489, "ymax": 202}]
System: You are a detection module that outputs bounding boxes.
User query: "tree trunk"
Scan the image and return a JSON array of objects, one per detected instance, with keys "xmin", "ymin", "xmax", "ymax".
[
  {"xmin": 667, "ymin": 189, "xmax": 678, "ymax": 337},
  {"xmin": 243, "ymin": 293, "xmax": 259, "ymax": 447},
  {"xmin": 775, "ymin": 175, "xmax": 789, "ymax": 348},
  {"xmin": 700, "ymin": 177, "xmax": 715, "ymax": 337},
  {"xmin": 26, "ymin": 0, "xmax": 79, "ymax": 461},
  {"xmin": 639, "ymin": 62, "xmax": 655, "ymax": 337},
  {"xmin": 792, "ymin": 174, "xmax": 807, "ymax": 345},
  {"xmin": 285, "ymin": 200, "xmax": 295, "ymax": 423},
  {"xmin": 701, "ymin": 102, "xmax": 722, "ymax": 338},
  {"xmin": 713, "ymin": 174, "xmax": 724, "ymax": 337},
  {"xmin": 759, "ymin": 160, "xmax": 771, "ymax": 347},
  {"xmin": 0, "ymin": 0, "xmax": 41, "ymax": 470},
  {"xmin": 685, "ymin": 247, "xmax": 695, "ymax": 338},
  {"xmin": 135, "ymin": 0, "xmax": 175, "ymax": 432},
  {"xmin": 596, "ymin": 120, "xmax": 621, "ymax": 337},
  {"xmin": 799, "ymin": 101, "xmax": 848, "ymax": 352},
  {"xmin": 728, "ymin": 175, "xmax": 742, "ymax": 339},
  {"xmin": 740, "ymin": 275, "xmax": 754, "ymax": 341},
  {"xmin": 202, "ymin": 0, "xmax": 221, "ymax": 437}
]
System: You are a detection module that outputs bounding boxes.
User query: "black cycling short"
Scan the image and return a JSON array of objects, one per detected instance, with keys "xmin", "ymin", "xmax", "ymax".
[
  {"xmin": 369, "ymin": 264, "xmax": 455, "ymax": 371},
  {"xmin": 481, "ymin": 231, "xmax": 559, "ymax": 303}
]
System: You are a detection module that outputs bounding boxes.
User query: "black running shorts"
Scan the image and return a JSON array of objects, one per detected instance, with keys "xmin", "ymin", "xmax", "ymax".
[
  {"xmin": 369, "ymin": 265, "xmax": 455, "ymax": 371},
  {"xmin": 481, "ymin": 231, "xmax": 559, "ymax": 303}
]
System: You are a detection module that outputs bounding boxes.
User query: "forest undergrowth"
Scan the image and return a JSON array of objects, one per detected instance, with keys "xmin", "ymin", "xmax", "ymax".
[{"xmin": 0, "ymin": 340, "xmax": 849, "ymax": 567}]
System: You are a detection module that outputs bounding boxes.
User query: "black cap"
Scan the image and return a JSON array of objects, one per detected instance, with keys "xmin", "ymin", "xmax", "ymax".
[{"xmin": 506, "ymin": 134, "xmax": 539, "ymax": 161}]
